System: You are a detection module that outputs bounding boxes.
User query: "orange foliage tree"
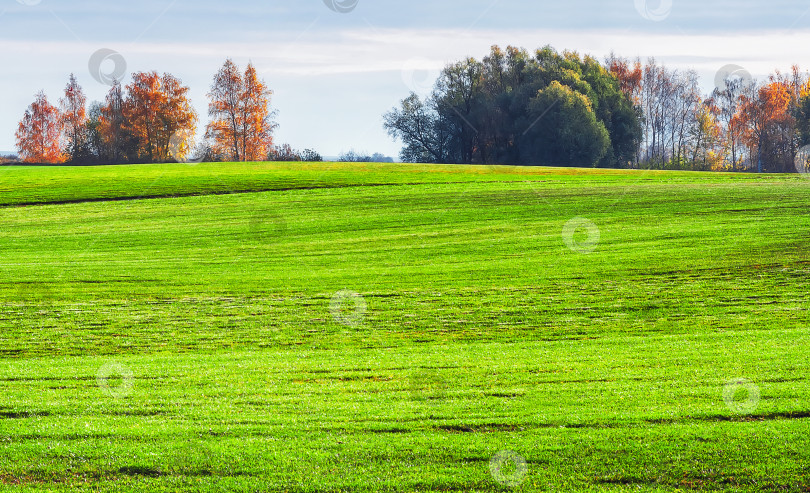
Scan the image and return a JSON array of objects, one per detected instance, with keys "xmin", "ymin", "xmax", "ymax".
[
  {"xmin": 206, "ymin": 59, "xmax": 277, "ymax": 161},
  {"xmin": 607, "ymin": 54, "xmax": 643, "ymax": 105},
  {"xmin": 124, "ymin": 71, "xmax": 197, "ymax": 163},
  {"xmin": 741, "ymin": 77, "xmax": 796, "ymax": 172},
  {"xmin": 15, "ymin": 91, "xmax": 65, "ymax": 164},
  {"xmin": 58, "ymin": 74, "xmax": 87, "ymax": 161}
]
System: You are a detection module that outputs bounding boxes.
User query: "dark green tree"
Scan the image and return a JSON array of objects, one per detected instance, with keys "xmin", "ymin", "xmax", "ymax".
[{"xmin": 518, "ymin": 81, "xmax": 610, "ymax": 166}]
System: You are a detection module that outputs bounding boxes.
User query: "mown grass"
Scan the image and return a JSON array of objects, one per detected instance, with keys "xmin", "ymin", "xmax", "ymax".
[{"xmin": 0, "ymin": 161, "xmax": 808, "ymax": 491}]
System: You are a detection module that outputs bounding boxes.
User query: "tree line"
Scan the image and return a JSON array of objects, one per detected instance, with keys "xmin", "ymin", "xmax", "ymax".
[
  {"xmin": 385, "ymin": 44, "xmax": 810, "ymax": 173},
  {"xmin": 610, "ymin": 56, "xmax": 810, "ymax": 172},
  {"xmin": 18, "ymin": 46, "xmax": 810, "ymax": 172},
  {"xmin": 14, "ymin": 60, "xmax": 322, "ymax": 164}
]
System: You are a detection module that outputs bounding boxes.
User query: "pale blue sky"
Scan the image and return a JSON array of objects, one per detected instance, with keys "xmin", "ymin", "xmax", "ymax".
[{"xmin": 2, "ymin": 0, "xmax": 810, "ymax": 157}]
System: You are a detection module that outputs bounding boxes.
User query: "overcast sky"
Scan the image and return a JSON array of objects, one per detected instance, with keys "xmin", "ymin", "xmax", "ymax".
[{"xmin": 2, "ymin": 0, "xmax": 810, "ymax": 158}]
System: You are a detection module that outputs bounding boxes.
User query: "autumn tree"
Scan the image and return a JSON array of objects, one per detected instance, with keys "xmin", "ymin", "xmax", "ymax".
[
  {"xmin": 15, "ymin": 91, "xmax": 65, "ymax": 164},
  {"xmin": 124, "ymin": 71, "xmax": 197, "ymax": 163},
  {"xmin": 241, "ymin": 63, "xmax": 277, "ymax": 161},
  {"xmin": 206, "ymin": 59, "xmax": 277, "ymax": 162},
  {"xmin": 206, "ymin": 59, "xmax": 242, "ymax": 160},
  {"xmin": 607, "ymin": 53, "xmax": 643, "ymax": 105},
  {"xmin": 741, "ymin": 77, "xmax": 796, "ymax": 172},
  {"xmin": 58, "ymin": 74, "xmax": 88, "ymax": 162},
  {"xmin": 708, "ymin": 76, "xmax": 750, "ymax": 171},
  {"xmin": 689, "ymin": 103, "xmax": 724, "ymax": 171}
]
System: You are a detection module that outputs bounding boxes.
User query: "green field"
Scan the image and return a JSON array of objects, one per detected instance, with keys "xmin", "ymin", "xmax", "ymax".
[{"xmin": 1, "ymin": 162, "xmax": 809, "ymax": 492}]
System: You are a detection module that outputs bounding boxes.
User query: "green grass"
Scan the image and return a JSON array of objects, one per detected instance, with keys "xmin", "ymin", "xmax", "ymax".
[{"xmin": 1, "ymin": 161, "xmax": 809, "ymax": 491}]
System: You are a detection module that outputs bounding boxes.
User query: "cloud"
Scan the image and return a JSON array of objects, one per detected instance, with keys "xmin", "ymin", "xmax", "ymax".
[{"xmin": 6, "ymin": 27, "xmax": 806, "ymax": 77}]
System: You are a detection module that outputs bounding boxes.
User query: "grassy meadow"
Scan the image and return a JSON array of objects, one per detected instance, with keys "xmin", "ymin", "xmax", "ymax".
[{"xmin": 0, "ymin": 161, "xmax": 809, "ymax": 491}]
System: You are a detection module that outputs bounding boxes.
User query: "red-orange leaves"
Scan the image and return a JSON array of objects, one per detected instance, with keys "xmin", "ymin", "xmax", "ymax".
[
  {"xmin": 124, "ymin": 71, "xmax": 197, "ymax": 163},
  {"xmin": 15, "ymin": 91, "xmax": 65, "ymax": 164}
]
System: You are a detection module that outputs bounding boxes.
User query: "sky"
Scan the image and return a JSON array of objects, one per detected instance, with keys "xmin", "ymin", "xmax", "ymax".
[{"xmin": 2, "ymin": 0, "xmax": 810, "ymax": 158}]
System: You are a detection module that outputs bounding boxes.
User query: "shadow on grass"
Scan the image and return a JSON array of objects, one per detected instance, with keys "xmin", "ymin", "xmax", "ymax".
[
  {"xmin": 118, "ymin": 466, "xmax": 162, "ymax": 478},
  {"xmin": 647, "ymin": 410, "xmax": 810, "ymax": 424},
  {"xmin": 596, "ymin": 472, "xmax": 808, "ymax": 491}
]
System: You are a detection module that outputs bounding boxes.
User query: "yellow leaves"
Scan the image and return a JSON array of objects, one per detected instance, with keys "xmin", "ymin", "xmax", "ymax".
[{"xmin": 168, "ymin": 128, "xmax": 196, "ymax": 163}]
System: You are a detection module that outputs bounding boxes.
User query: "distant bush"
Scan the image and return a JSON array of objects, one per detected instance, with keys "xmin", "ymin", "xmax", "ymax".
[
  {"xmin": 300, "ymin": 149, "xmax": 323, "ymax": 162},
  {"xmin": 338, "ymin": 150, "xmax": 394, "ymax": 163},
  {"xmin": 268, "ymin": 144, "xmax": 323, "ymax": 162}
]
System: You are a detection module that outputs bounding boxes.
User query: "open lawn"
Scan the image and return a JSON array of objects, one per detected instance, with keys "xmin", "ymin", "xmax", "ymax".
[{"xmin": 0, "ymin": 162, "xmax": 809, "ymax": 491}]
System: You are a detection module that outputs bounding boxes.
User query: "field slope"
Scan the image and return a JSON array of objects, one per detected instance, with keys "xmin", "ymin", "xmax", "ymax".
[{"xmin": 1, "ymin": 162, "xmax": 809, "ymax": 492}]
